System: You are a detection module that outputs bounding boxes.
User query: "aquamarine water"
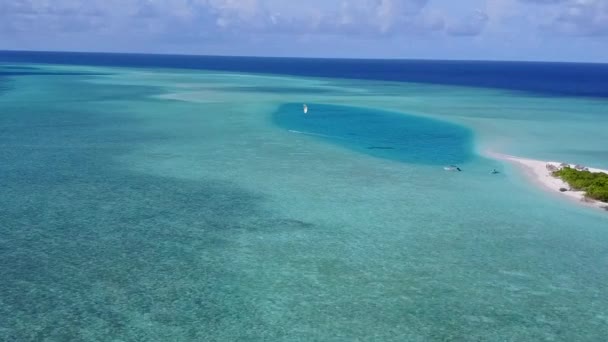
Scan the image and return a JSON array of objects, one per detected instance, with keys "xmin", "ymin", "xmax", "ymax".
[
  {"xmin": 1, "ymin": 63, "xmax": 608, "ymax": 341},
  {"xmin": 273, "ymin": 103, "xmax": 474, "ymax": 165}
]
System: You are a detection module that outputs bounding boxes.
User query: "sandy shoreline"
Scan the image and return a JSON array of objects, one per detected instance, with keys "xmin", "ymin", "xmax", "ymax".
[{"xmin": 486, "ymin": 151, "xmax": 608, "ymax": 211}]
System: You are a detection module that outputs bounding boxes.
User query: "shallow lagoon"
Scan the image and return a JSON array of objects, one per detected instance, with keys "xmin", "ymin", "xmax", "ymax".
[
  {"xmin": 273, "ymin": 103, "xmax": 474, "ymax": 165},
  {"xmin": 1, "ymin": 62, "xmax": 608, "ymax": 341}
]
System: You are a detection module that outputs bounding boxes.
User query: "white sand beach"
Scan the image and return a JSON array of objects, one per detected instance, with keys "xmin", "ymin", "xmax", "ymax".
[{"xmin": 486, "ymin": 151, "xmax": 608, "ymax": 211}]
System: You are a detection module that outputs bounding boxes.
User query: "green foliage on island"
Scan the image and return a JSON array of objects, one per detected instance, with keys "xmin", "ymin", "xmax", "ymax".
[{"xmin": 553, "ymin": 167, "xmax": 608, "ymax": 202}]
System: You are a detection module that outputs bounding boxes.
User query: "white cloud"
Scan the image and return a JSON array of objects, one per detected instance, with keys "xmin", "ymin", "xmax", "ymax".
[
  {"xmin": 550, "ymin": 0, "xmax": 608, "ymax": 35},
  {"xmin": 0, "ymin": 0, "xmax": 453, "ymax": 37},
  {"xmin": 514, "ymin": 0, "xmax": 608, "ymax": 36},
  {"xmin": 446, "ymin": 10, "xmax": 489, "ymax": 36}
]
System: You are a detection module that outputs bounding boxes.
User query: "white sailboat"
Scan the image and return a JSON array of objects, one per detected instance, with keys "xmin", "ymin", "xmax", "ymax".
[{"xmin": 303, "ymin": 104, "xmax": 308, "ymax": 114}]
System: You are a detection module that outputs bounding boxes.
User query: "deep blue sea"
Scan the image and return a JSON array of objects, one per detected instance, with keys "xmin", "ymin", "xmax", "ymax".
[
  {"xmin": 2, "ymin": 50, "xmax": 608, "ymax": 98},
  {"xmin": 1, "ymin": 51, "xmax": 608, "ymax": 341}
]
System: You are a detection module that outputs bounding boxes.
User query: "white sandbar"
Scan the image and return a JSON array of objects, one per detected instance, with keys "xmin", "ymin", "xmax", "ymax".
[{"xmin": 486, "ymin": 151, "xmax": 608, "ymax": 211}]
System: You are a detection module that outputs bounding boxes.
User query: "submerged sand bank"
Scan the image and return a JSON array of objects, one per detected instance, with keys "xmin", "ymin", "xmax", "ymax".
[{"xmin": 486, "ymin": 151, "xmax": 608, "ymax": 211}]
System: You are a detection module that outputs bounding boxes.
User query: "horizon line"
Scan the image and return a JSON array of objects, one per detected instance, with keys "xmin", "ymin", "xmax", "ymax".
[{"xmin": 1, "ymin": 49, "xmax": 606, "ymax": 66}]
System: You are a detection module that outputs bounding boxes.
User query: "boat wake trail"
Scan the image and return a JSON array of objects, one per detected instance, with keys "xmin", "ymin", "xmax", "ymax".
[
  {"xmin": 287, "ymin": 130, "xmax": 396, "ymax": 148},
  {"xmin": 288, "ymin": 130, "xmax": 347, "ymax": 140}
]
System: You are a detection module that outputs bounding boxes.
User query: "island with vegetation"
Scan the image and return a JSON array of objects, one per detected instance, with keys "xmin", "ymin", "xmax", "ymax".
[
  {"xmin": 488, "ymin": 151, "xmax": 608, "ymax": 211},
  {"xmin": 553, "ymin": 167, "xmax": 608, "ymax": 203}
]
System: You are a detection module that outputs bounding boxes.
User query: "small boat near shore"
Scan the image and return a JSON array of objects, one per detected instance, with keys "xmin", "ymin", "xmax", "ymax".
[{"xmin": 444, "ymin": 165, "xmax": 462, "ymax": 172}]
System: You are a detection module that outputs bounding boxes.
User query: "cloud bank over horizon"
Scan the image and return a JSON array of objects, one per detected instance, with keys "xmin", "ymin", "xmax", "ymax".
[{"xmin": 0, "ymin": 0, "xmax": 607, "ymax": 62}]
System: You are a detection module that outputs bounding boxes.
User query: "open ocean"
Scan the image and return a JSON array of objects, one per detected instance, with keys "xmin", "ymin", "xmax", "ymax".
[{"xmin": 1, "ymin": 51, "xmax": 608, "ymax": 341}]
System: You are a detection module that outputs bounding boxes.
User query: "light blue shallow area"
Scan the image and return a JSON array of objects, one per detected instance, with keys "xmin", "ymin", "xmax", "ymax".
[{"xmin": 1, "ymin": 64, "xmax": 608, "ymax": 341}]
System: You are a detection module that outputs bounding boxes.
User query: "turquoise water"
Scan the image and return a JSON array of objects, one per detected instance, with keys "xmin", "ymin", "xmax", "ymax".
[
  {"xmin": 1, "ymin": 64, "xmax": 608, "ymax": 341},
  {"xmin": 273, "ymin": 103, "xmax": 474, "ymax": 165}
]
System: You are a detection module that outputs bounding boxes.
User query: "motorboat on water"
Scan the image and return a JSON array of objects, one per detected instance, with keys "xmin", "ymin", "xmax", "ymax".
[
  {"xmin": 303, "ymin": 104, "xmax": 308, "ymax": 114},
  {"xmin": 444, "ymin": 165, "xmax": 462, "ymax": 172}
]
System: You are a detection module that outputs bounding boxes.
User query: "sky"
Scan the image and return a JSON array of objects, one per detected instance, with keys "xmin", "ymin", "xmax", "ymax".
[{"xmin": 0, "ymin": 0, "xmax": 607, "ymax": 62}]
